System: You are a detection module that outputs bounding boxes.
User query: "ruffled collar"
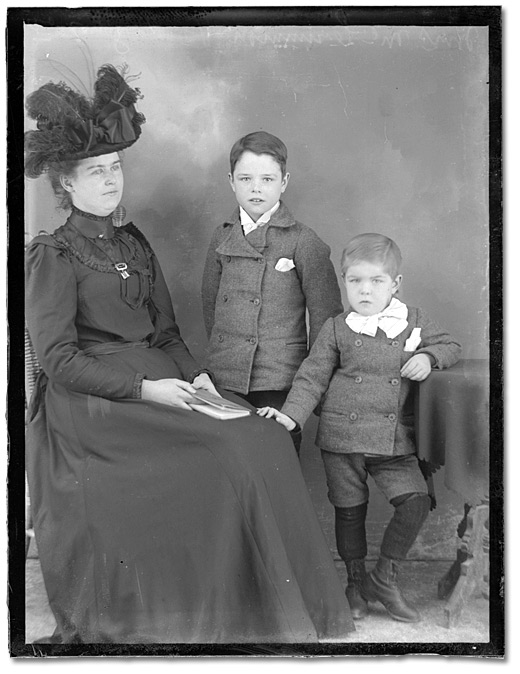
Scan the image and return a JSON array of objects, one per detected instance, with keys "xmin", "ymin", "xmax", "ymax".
[
  {"xmin": 53, "ymin": 216, "xmax": 138, "ymax": 274},
  {"xmin": 69, "ymin": 206, "xmax": 115, "ymax": 239},
  {"xmin": 51, "ymin": 217, "xmax": 152, "ymax": 309}
]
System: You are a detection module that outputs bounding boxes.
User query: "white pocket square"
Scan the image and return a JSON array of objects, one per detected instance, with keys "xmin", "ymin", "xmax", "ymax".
[
  {"xmin": 275, "ymin": 257, "xmax": 295, "ymax": 272},
  {"xmin": 404, "ymin": 327, "xmax": 422, "ymax": 352}
]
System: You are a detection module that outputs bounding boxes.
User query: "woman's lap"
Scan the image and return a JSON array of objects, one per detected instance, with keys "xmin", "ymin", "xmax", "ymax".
[{"xmin": 27, "ymin": 375, "xmax": 354, "ymax": 643}]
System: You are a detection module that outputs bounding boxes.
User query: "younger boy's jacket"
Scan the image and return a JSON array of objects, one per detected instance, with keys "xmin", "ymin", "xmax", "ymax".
[
  {"xmin": 201, "ymin": 202, "xmax": 343, "ymax": 394},
  {"xmin": 281, "ymin": 306, "xmax": 462, "ymax": 456}
]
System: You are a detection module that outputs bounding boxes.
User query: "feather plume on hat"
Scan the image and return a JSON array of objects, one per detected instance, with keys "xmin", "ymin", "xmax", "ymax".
[{"xmin": 24, "ymin": 63, "xmax": 146, "ymax": 178}]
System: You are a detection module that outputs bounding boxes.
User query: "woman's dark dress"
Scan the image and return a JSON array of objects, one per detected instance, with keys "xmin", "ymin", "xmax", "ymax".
[{"xmin": 25, "ymin": 211, "xmax": 354, "ymax": 644}]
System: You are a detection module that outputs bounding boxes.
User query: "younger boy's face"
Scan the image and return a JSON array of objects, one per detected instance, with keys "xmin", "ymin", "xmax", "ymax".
[
  {"xmin": 343, "ymin": 260, "xmax": 402, "ymax": 316},
  {"xmin": 229, "ymin": 151, "xmax": 289, "ymax": 222}
]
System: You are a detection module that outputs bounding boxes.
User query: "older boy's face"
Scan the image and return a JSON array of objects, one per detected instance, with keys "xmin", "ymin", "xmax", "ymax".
[
  {"xmin": 229, "ymin": 151, "xmax": 289, "ymax": 222},
  {"xmin": 343, "ymin": 261, "xmax": 402, "ymax": 316}
]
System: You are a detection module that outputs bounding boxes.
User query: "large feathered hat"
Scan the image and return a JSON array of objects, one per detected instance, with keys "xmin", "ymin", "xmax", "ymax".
[{"xmin": 24, "ymin": 63, "xmax": 146, "ymax": 178}]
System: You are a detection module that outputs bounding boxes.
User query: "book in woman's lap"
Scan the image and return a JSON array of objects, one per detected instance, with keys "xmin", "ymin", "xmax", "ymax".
[{"xmin": 189, "ymin": 390, "xmax": 251, "ymax": 420}]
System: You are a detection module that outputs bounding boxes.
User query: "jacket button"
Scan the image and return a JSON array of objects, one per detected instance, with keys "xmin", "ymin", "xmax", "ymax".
[
  {"xmin": 390, "ymin": 378, "xmax": 399, "ymax": 386},
  {"xmin": 388, "ymin": 413, "xmax": 396, "ymax": 421},
  {"xmin": 249, "ymin": 337, "xmax": 257, "ymax": 344},
  {"xmin": 355, "ymin": 376, "xmax": 362, "ymax": 383},
  {"xmin": 226, "ymin": 256, "xmax": 231, "ymax": 263},
  {"xmin": 349, "ymin": 412, "xmax": 358, "ymax": 421},
  {"xmin": 218, "ymin": 335, "xmax": 224, "ymax": 342},
  {"xmin": 391, "ymin": 340, "xmax": 399, "ymax": 347},
  {"xmin": 253, "ymin": 298, "xmax": 260, "ymax": 305},
  {"xmin": 354, "ymin": 339, "xmax": 363, "ymax": 347},
  {"xmin": 223, "ymin": 295, "xmax": 228, "ymax": 302}
]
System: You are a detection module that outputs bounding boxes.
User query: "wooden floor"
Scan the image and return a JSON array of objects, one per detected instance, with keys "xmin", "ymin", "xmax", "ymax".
[{"xmin": 23, "ymin": 417, "xmax": 491, "ymax": 648}]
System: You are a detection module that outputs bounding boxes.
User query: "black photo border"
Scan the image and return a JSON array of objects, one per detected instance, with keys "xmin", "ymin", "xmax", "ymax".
[{"xmin": 7, "ymin": 5, "xmax": 503, "ymax": 659}]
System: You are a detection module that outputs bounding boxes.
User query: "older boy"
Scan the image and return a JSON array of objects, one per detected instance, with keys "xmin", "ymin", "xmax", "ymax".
[
  {"xmin": 202, "ymin": 131, "xmax": 343, "ymax": 452},
  {"xmin": 258, "ymin": 233, "xmax": 461, "ymax": 622}
]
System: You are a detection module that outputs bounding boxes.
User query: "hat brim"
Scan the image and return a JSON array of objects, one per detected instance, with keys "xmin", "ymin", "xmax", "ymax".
[{"xmin": 59, "ymin": 138, "xmax": 140, "ymax": 162}]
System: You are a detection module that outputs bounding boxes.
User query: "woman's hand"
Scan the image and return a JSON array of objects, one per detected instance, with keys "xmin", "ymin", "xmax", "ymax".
[
  {"xmin": 191, "ymin": 372, "xmax": 220, "ymax": 397},
  {"xmin": 400, "ymin": 353, "xmax": 432, "ymax": 381},
  {"xmin": 141, "ymin": 378, "xmax": 197, "ymax": 409},
  {"xmin": 257, "ymin": 406, "xmax": 297, "ymax": 432}
]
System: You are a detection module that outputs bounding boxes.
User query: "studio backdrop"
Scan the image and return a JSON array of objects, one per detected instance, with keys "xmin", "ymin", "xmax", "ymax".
[{"xmin": 24, "ymin": 23, "xmax": 489, "ymax": 362}]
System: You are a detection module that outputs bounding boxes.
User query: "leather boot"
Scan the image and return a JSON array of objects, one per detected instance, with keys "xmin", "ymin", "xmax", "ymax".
[
  {"xmin": 362, "ymin": 556, "xmax": 420, "ymax": 622},
  {"xmin": 345, "ymin": 559, "xmax": 369, "ymax": 620}
]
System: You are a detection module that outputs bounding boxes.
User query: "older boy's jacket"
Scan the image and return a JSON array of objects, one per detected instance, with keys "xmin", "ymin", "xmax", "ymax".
[
  {"xmin": 281, "ymin": 307, "xmax": 462, "ymax": 456},
  {"xmin": 201, "ymin": 202, "xmax": 343, "ymax": 394}
]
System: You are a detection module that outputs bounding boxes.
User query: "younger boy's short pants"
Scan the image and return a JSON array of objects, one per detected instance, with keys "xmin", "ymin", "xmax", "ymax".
[{"xmin": 320, "ymin": 450, "xmax": 428, "ymax": 508}]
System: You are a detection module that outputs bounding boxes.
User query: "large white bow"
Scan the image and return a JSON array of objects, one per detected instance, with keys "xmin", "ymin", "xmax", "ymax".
[{"xmin": 345, "ymin": 297, "xmax": 409, "ymax": 338}]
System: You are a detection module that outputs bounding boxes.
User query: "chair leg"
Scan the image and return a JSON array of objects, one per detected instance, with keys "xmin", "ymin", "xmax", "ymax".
[
  {"xmin": 25, "ymin": 481, "xmax": 34, "ymax": 560},
  {"xmin": 25, "ymin": 515, "xmax": 34, "ymax": 560}
]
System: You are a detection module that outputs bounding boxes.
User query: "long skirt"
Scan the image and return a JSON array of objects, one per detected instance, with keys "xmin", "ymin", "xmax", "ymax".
[{"xmin": 26, "ymin": 346, "xmax": 354, "ymax": 644}]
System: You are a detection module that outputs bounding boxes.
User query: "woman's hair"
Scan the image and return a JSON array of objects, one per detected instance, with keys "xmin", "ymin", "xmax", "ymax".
[
  {"xmin": 46, "ymin": 159, "xmax": 81, "ymax": 211},
  {"xmin": 229, "ymin": 131, "xmax": 287, "ymax": 176},
  {"xmin": 340, "ymin": 233, "xmax": 402, "ymax": 279}
]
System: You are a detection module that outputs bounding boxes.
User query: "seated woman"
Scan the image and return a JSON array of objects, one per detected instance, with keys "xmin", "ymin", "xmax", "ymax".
[{"xmin": 24, "ymin": 63, "xmax": 354, "ymax": 644}]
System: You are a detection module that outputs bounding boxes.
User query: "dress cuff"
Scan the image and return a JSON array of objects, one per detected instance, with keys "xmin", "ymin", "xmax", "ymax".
[
  {"xmin": 290, "ymin": 421, "xmax": 302, "ymax": 435},
  {"xmin": 188, "ymin": 369, "xmax": 215, "ymax": 384},
  {"xmin": 133, "ymin": 373, "xmax": 146, "ymax": 399}
]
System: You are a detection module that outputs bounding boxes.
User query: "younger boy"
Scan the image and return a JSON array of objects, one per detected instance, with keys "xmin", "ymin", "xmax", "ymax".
[
  {"xmin": 258, "ymin": 233, "xmax": 461, "ymax": 622},
  {"xmin": 201, "ymin": 131, "xmax": 343, "ymax": 453}
]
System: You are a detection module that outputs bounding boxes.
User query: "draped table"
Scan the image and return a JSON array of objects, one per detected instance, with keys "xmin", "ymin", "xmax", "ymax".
[{"xmin": 414, "ymin": 359, "xmax": 490, "ymax": 626}]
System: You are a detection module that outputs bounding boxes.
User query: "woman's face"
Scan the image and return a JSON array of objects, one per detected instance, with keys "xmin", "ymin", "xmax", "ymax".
[{"xmin": 63, "ymin": 152, "xmax": 123, "ymax": 216}]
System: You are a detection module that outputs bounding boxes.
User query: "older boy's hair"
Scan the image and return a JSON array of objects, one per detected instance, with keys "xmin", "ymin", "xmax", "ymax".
[
  {"xmin": 341, "ymin": 233, "xmax": 402, "ymax": 279},
  {"xmin": 230, "ymin": 131, "xmax": 287, "ymax": 176}
]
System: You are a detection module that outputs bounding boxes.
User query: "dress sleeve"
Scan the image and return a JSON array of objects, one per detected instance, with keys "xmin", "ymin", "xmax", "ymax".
[
  {"xmin": 201, "ymin": 228, "xmax": 223, "ymax": 340},
  {"xmin": 25, "ymin": 240, "xmax": 141, "ymax": 399},
  {"xmin": 147, "ymin": 253, "xmax": 201, "ymax": 381},
  {"xmin": 281, "ymin": 317, "xmax": 340, "ymax": 428},
  {"xmin": 415, "ymin": 308, "xmax": 463, "ymax": 369},
  {"xmin": 294, "ymin": 227, "xmax": 344, "ymax": 346}
]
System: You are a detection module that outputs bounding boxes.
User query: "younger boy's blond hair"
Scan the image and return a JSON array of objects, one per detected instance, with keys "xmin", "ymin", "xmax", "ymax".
[{"xmin": 341, "ymin": 233, "xmax": 402, "ymax": 279}]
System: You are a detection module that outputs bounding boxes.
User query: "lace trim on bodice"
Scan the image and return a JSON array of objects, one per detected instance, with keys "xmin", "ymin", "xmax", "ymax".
[
  {"xmin": 51, "ymin": 223, "xmax": 141, "ymax": 275},
  {"xmin": 50, "ymin": 221, "xmax": 156, "ymax": 310}
]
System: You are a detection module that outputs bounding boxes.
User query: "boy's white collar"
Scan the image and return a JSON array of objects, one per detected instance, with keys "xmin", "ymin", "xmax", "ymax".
[
  {"xmin": 240, "ymin": 201, "xmax": 280, "ymax": 233},
  {"xmin": 345, "ymin": 297, "xmax": 409, "ymax": 338}
]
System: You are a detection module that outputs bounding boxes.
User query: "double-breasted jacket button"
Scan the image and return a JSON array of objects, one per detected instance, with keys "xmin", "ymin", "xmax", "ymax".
[
  {"xmin": 390, "ymin": 378, "xmax": 399, "ymax": 386},
  {"xmin": 223, "ymin": 294, "xmax": 228, "ymax": 302},
  {"xmin": 355, "ymin": 376, "xmax": 363, "ymax": 384},
  {"xmin": 218, "ymin": 335, "xmax": 224, "ymax": 342},
  {"xmin": 249, "ymin": 337, "xmax": 257, "ymax": 344},
  {"xmin": 354, "ymin": 339, "xmax": 363, "ymax": 347},
  {"xmin": 391, "ymin": 340, "xmax": 399, "ymax": 347},
  {"xmin": 253, "ymin": 298, "xmax": 260, "ymax": 306},
  {"xmin": 349, "ymin": 412, "xmax": 358, "ymax": 421},
  {"xmin": 388, "ymin": 413, "xmax": 397, "ymax": 421}
]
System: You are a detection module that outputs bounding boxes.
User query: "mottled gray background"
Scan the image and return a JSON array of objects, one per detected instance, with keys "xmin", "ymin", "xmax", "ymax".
[{"xmin": 24, "ymin": 24, "xmax": 489, "ymax": 362}]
